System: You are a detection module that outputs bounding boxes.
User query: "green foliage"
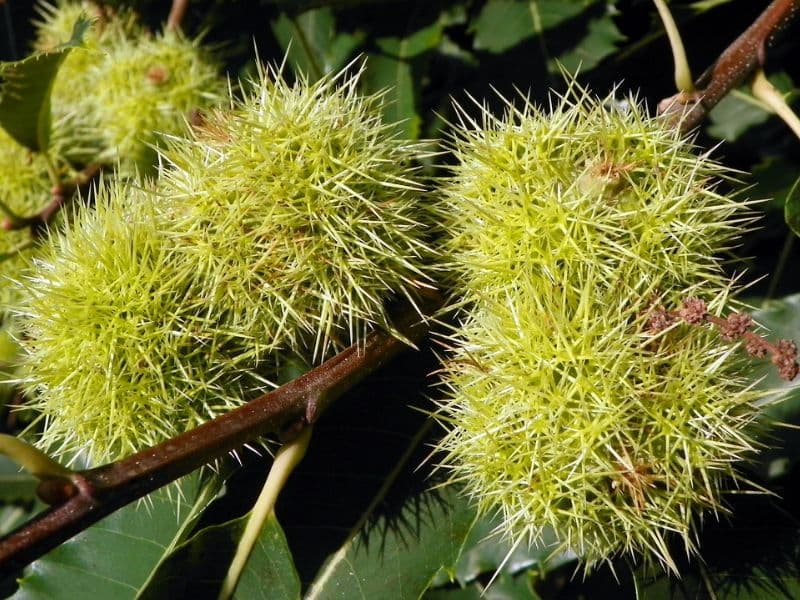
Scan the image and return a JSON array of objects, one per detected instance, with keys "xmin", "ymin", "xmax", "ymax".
[
  {"xmin": 749, "ymin": 294, "xmax": 800, "ymax": 426},
  {"xmin": 470, "ymin": 0, "xmax": 623, "ymax": 71},
  {"xmin": 0, "ymin": 456, "xmax": 39, "ymax": 503},
  {"xmin": 707, "ymin": 73, "xmax": 798, "ymax": 141},
  {"xmin": 270, "ymin": 8, "xmax": 364, "ymax": 80},
  {"xmin": 471, "ymin": 0, "xmax": 590, "ymax": 54},
  {"xmin": 13, "ymin": 472, "xmax": 219, "ymax": 600},
  {"xmin": 140, "ymin": 512, "xmax": 300, "ymax": 599},
  {"xmin": 435, "ymin": 517, "xmax": 575, "ymax": 588},
  {"xmin": 363, "ymin": 18, "xmax": 444, "ymax": 139},
  {"xmin": 306, "ymin": 487, "xmax": 477, "ymax": 600},
  {"xmin": 0, "ymin": 14, "xmax": 89, "ymax": 152},
  {"xmin": 784, "ymin": 176, "xmax": 800, "ymax": 238}
]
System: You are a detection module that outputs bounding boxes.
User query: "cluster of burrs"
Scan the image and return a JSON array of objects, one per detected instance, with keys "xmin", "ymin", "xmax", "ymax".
[{"xmin": 432, "ymin": 82, "xmax": 768, "ymax": 573}]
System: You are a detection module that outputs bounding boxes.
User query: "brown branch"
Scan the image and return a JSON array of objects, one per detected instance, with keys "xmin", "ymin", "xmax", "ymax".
[
  {"xmin": 166, "ymin": 0, "xmax": 190, "ymax": 31},
  {"xmin": 657, "ymin": 0, "xmax": 800, "ymax": 132},
  {"xmin": 1, "ymin": 163, "xmax": 103, "ymax": 238},
  {"xmin": 0, "ymin": 298, "xmax": 436, "ymax": 572}
]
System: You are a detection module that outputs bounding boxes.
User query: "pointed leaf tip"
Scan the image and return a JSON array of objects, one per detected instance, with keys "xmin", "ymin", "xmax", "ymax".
[{"xmin": 0, "ymin": 15, "xmax": 90, "ymax": 152}]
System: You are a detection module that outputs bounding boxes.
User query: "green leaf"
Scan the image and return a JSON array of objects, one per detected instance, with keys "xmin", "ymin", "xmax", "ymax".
[
  {"xmin": 750, "ymin": 294, "xmax": 800, "ymax": 413},
  {"xmin": 471, "ymin": 0, "xmax": 588, "ymax": 54},
  {"xmin": 306, "ymin": 486, "xmax": 478, "ymax": 600},
  {"xmin": 747, "ymin": 294, "xmax": 800, "ymax": 478},
  {"xmin": 784, "ymin": 175, "xmax": 800, "ymax": 238},
  {"xmin": 707, "ymin": 73, "xmax": 797, "ymax": 141},
  {"xmin": 271, "ymin": 8, "xmax": 364, "ymax": 80},
  {"xmin": 363, "ymin": 54, "xmax": 420, "ymax": 139},
  {"xmin": 707, "ymin": 93, "xmax": 773, "ymax": 141},
  {"xmin": 234, "ymin": 513, "xmax": 300, "ymax": 600},
  {"xmin": 0, "ymin": 16, "xmax": 90, "ymax": 152},
  {"xmin": 689, "ymin": 0, "xmax": 737, "ymax": 12},
  {"xmin": 13, "ymin": 471, "xmax": 220, "ymax": 600},
  {"xmin": 376, "ymin": 21, "xmax": 443, "ymax": 59},
  {"xmin": 363, "ymin": 20, "xmax": 442, "ymax": 140},
  {"xmin": 424, "ymin": 572, "xmax": 542, "ymax": 599},
  {"xmin": 0, "ymin": 497, "xmax": 49, "ymax": 546},
  {"xmin": 750, "ymin": 155, "xmax": 800, "ymax": 213},
  {"xmin": 449, "ymin": 518, "xmax": 574, "ymax": 586},
  {"xmin": 0, "ymin": 456, "xmax": 39, "ymax": 504},
  {"xmin": 139, "ymin": 511, "xmax": 299, "ymax": 600},
  {"xmin": 549, "ymin": 13, "xmax": 625, "ymax": 73}
]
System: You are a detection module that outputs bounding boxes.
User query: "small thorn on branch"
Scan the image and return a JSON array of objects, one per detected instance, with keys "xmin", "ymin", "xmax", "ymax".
[{"xmin": 646, "ymin": 297, "xmax": 800, "ymax": 381}]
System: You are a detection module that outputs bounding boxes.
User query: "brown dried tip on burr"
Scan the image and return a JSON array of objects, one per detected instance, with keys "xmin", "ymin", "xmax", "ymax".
[
  {"xmin": 678, "ymin": 297, "xmax": 708, "ymax": 325},
  {"xmin": 773, "ymin": 339, "xmax": 799, "ymax": 381},
  {"xmin": 720, "ymin": 312, "xmax": 753, "ymax": 341},
  {"xmin": 189, "ymin": 108, "xmax": 206, "ymax": 128},
  {"xmin": 146, "ymin": 66, "xmax": 170, "ymax": 85}
]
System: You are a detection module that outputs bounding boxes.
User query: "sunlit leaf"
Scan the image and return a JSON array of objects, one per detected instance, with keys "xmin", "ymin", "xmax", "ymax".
[
  {"xmin": 549, "ymin": 13, "xmax": 624, "ymax": 72},
  {"xmin": 470, "ymin": 0, "xmax": 588, "ymax": 54},
  {"xmin": 360, "ymin": 19, "xmax": 441, "ymax": 139},
  {"xmin": 363, "ymin": 54, "xmax": 419, "ymax": 138},
  {"xmin": 784, "ymin": 175, "xmax": 800, "ymax": 238},
  {"xmin": 376, "ymin": 21, "xmax": 442, "ymax": 59},
  {"xmin": 450, "ymin": 519, "xmax": 574, "ymax": 586},
  {"xmin": 0, "ymin": 16, "xmax": 90, "ymax": 151}
]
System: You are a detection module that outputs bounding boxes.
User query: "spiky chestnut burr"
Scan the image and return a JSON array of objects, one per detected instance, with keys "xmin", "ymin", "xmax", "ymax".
[
  {"xmin": 33, "ymin": 1, "xmax": 138, "ymax": 51},
  {"xmin": 0, "ymin": 130, "xmax": 66, "ymax": 310},
  {"xmin": 91, "ymin": 30, "xmax": 222, "ymax": 172},
  {"xmin": 33, "ymin": 1, "xmax": 142, "ymax": 164},
  {"xmin": 15, "ymin": 64, "xmax": 434, "ymax": 464},
  {"xmin": 156, "ymin": 63, "xmax": 434, "ymax": 359},
  {"xmin": 33, "ymin": 2, "xmax": 220, "ymax": 171},
  {"xmin": 433, "ymin": 83, "xmax": 763, "ymax": 572},
  {"xmin": 14, "ymin": 179, "xmax": 276, "ymax": 464}
]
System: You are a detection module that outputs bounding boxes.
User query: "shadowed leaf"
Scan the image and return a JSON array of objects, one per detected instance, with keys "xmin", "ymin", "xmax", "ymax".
[{"xmin": 0, "ymin": 16, "xmax": 90, "ymax": 152}]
